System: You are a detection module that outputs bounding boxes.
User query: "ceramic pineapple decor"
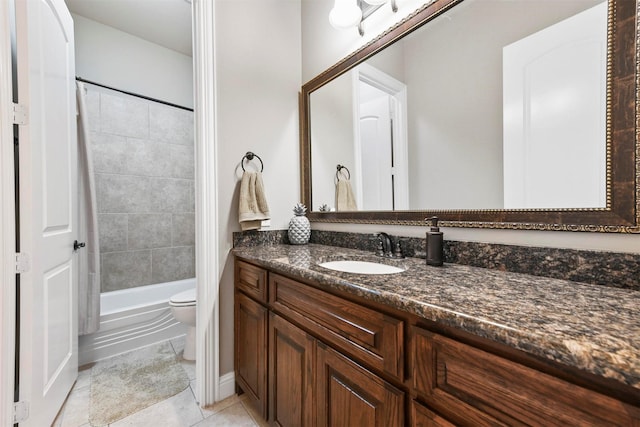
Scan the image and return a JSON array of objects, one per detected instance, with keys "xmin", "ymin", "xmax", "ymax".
[{"xmin": 288, "ymin": 203, "xmax": 311, "ymax": 245}]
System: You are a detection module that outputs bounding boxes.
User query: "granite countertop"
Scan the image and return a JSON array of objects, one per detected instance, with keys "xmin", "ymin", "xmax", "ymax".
[{"xmin": 232, "ymin": 243, "xmax": 640, "ymax": 392}]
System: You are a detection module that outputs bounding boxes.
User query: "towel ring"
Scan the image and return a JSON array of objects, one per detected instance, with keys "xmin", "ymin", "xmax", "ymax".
[
  {"xmin": 241, "ymin": 151, "xmax": 264, "ymax": 172},
  {"xmin": 336, "ymin": 164, "xmax": 350, "ymax": 181}
]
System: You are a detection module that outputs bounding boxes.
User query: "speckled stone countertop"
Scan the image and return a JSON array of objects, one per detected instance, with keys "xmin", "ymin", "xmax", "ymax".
[{"xmin": 232, "ymin": 243, "xmax": 640, "ymax": 392}]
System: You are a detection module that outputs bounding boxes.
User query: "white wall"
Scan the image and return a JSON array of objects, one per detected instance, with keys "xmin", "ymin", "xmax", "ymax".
[
  {"xmin": 403, "ymin": 1, "xmax": 503, "ymax": 209},
  {"xmin": 367, "ymin": 41, "xmax": 406, "ymax": 82},
  {"xmin": 311, "ymin": 71, "xmax": 355, "ymax": 210},
  {"xmin": 215, "ymin": 0, "xmax": 302, "ymax": 376},
  {"xmin": 73, "ymin": 14, "xmax": 193, "ymax": 108},
  {"xmin": 302, "ymin": 0, "xmax": 640, "ymax": 253}
]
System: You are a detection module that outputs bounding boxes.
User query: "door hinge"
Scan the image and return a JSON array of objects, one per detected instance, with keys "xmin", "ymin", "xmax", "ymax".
[
  {"xmin": 13, "ymin": 401, "xmax": 29, "ymax": 423},
  {"xmin": 15, "ymin": 253, "xmax": 30, "ymax": 274},
  {"xmin": 12, "ymin": 103, "xmax": 28, "ymax": 125}
]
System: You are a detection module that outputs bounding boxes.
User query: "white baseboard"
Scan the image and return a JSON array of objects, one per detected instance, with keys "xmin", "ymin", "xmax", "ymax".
[{"xmin": 218, "ymin": 372, "xmax": 236, "ymax": 401}]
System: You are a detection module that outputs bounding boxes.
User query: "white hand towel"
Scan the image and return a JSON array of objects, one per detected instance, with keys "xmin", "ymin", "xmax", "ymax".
[
  {"xmin": 239, "ymin": 171, "xmax": 270, "ymax": 231},
  {"xmin": 336, "ymin": 179, "xmax": 357, "ymax": 211}
]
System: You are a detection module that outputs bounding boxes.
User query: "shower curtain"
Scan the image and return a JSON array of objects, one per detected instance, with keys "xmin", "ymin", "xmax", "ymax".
[{"xmin": 76, "ymin": 81, "xmax": 101, "ymax": 335}]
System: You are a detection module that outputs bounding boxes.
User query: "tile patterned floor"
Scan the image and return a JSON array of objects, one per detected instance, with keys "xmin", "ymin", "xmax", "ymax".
[{"xmin": 52, "ymin": 338, "xmax": 267, "ymax": 427}]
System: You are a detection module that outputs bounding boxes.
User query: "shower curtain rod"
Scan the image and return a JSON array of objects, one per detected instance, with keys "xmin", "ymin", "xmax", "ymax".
[{"xmin": 75, "ymin": 77, "xmax": 193, "ymax": 112}]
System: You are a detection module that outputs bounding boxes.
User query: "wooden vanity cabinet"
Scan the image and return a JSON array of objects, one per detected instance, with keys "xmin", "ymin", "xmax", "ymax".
[
  {"xmin": 235, "ymin": 260, "xmax": 405, "ymax": 426},
  {"xmin": 235, "ymin": 258, "xmax": 640, "ymax": 426}
]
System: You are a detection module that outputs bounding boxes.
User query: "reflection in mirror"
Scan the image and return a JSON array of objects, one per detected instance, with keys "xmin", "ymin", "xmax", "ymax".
[
  {"xmin": 312, "ymin": 64, "xmax": 410, "ymax": 212},
  {"xmin": 310, "ymin": 0, "xmax": 607, "ymax": 212}
]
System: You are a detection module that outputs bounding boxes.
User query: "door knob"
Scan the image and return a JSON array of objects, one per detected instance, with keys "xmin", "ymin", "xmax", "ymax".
[{"xmin": 73, "ymin": 240, "xmax": 86, "ymax": 251}]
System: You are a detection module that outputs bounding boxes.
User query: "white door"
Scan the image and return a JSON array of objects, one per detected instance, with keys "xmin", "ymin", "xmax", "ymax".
[
  {"xmin": 503, "ymin": 2, "xmax": 607, "ymax": 209},
  {"xmin": 16, "ymin": 0, "xmax": 78, "ymax": 425},
  {"xmin": 359, "ymin": 90, "xmax": 394, "ymax": 211},
  {"xmin": 354, "ymin": 64, "xmax": 409, "ymax": 211}
]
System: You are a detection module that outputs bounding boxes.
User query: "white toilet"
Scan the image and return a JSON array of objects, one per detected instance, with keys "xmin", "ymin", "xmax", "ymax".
[{"xmin": 169, "ymin": 288, "xmax": 196, "ymax": 361}]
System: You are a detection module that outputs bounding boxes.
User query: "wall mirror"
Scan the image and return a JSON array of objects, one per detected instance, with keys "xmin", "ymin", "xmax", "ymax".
[{"xmin": 300, "ymin": 0, "xmax": 639, "ymax": 232}]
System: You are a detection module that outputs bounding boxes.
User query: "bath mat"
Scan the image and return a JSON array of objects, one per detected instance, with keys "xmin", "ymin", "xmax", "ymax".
[{"xmin": 88, "ymin": 341, "xmax": 189, "ymax": 426}]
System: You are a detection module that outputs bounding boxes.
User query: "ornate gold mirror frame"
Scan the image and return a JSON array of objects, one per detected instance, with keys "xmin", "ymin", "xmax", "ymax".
[{"xmin": 300, "ymin": 0, "xmax": 639, "ymax": 232}]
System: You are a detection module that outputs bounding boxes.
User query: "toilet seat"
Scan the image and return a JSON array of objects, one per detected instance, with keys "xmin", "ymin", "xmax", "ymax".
[{"xmin": 169, "ymin": 288, "xmax": 196, "ymax": 307}]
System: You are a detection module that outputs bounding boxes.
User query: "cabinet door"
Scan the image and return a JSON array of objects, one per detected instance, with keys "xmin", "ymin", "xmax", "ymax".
[
  {"xmin": 235, "ymin": 292, "xmax": 268, "ymax": 418},
  {"xmin": 270, "ymin": 314, "xmax": 315, "ymax": 427},
  {"xmin": 412, "ymin": 401, "xmax": 455, "ymax": 427},
  {"xmin": 317, "ymin": 342, "xmax": 404, "ymax": 427}
]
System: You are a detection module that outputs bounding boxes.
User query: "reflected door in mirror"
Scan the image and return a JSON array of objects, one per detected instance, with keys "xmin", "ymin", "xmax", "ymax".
[{"xmin": 503, "ymin": 2, "xmax": 607, "ymax": 209}]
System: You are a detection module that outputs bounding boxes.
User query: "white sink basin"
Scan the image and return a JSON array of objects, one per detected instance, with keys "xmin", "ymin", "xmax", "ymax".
[{"xmin": 318, "ymin": 260, "xmax": 405, "ymax": 275}]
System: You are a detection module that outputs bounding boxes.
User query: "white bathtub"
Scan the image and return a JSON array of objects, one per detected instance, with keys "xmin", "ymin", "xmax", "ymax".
[{"xmin": 79, "ymin": 278, "xmax": 195, "ymax": 365}]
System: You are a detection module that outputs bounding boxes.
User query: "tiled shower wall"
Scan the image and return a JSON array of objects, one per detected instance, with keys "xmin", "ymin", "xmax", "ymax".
[{"xmin": 85, "ymin": 84, "xmax": 195, "ymax": 292}]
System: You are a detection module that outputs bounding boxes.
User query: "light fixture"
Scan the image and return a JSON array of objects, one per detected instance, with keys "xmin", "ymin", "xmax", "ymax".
[
  {"xmin": 362, "ymin": 0, "xmax": 398, "ymax": 14},
  {"xmin": 329, "ymin": 0, "xmax": 363, "ymax": 29},
  {"xmin": 329, "ymin": 0, "xmax": 397, "ymax": 36}
]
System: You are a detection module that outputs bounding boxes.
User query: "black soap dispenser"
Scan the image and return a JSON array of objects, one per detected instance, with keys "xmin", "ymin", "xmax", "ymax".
[{"xmin": 426, "ymin": 216, "xmax": 443, "ymax": 266}]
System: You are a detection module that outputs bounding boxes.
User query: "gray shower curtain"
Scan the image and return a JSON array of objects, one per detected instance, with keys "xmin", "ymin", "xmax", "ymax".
[{"xmin": 76, "ymin": 81, "xmax": 101, "ymax": 335}]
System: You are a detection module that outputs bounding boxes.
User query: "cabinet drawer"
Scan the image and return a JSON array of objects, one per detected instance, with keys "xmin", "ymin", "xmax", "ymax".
[
  {"xmin": 235, "ymin": 260, "xmax": 268, "ymax": 303},
  {"xmin": 412, "ymin": 327, "xmax": 640, "ymax": 427},
  {"xmin": 270, "ymin": 273, "xmax": 404, "ymax": 380}
]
